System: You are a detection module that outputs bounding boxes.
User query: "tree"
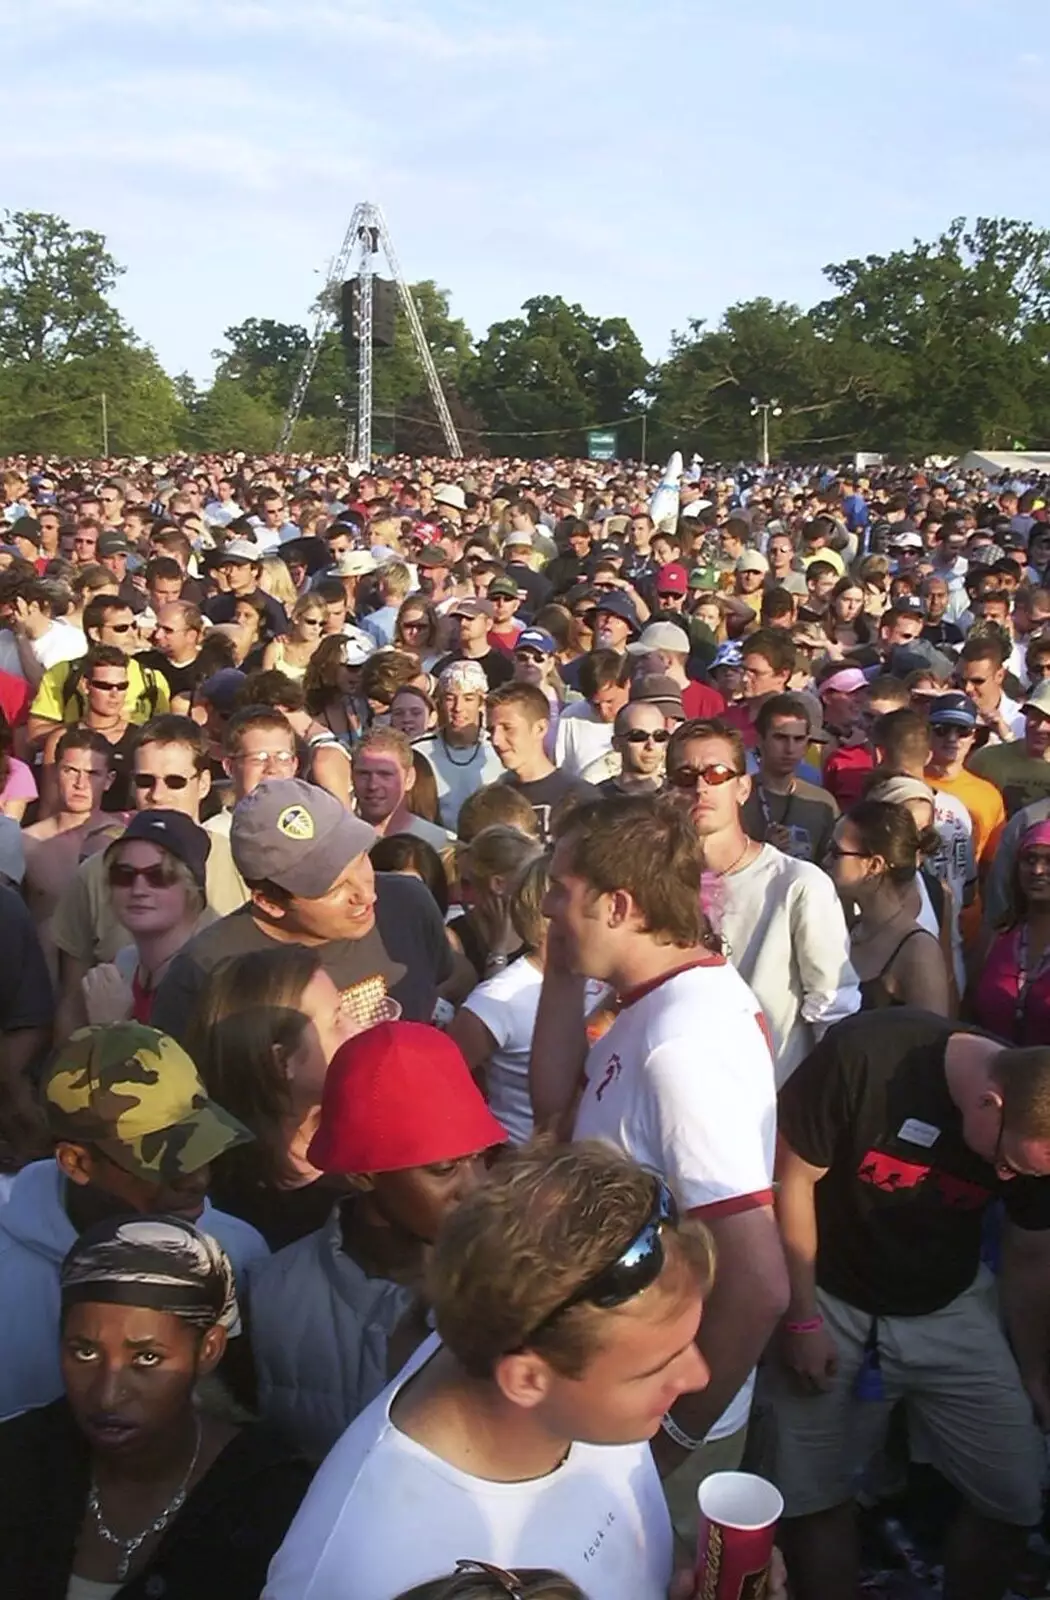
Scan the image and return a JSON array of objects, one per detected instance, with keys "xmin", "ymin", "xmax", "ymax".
[
  {"xmin": 647, "ymin": 298, "xmax": 892, "ymax": 462},
  {"xmin": 178, "ymin": 376, "xmax": 283, "ymax": 455},
  {"xmin": 464, "ymin": 295, "xmax": 648, "ymax": 455},
  {"xmin": 812, "ymin": 217, "xmax": 1050, "ymax": 455},
  {"xmin": 0, "ymin": 210, "xmax": 182, "ymax": 456},
  {"xmin": 0, "ymin": 211, "xmax": 127, "ymax": 366}
]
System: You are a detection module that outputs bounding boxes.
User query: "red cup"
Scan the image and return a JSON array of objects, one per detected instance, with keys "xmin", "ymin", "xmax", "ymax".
[{"xmin": 695, "ymin": 1471, "xmax": 783, "ymax": 1600}]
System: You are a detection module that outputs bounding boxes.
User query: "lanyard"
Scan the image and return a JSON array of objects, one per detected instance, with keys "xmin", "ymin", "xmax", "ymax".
[
  {"xmin": 1013, "ymin": 923, "xmax": 1050, "ymax": 1041},
  {"xmin": 757, "ymin": 784, "xmax": 794, "ymax": 833}
]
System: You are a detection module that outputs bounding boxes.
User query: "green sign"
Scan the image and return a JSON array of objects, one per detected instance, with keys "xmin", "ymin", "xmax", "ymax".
[{"xmin": 587, "ymin": 428, "xmax": 618, "ymax": 461}]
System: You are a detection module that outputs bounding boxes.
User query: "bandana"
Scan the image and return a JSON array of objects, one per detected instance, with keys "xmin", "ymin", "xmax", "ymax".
[
  {"xmin": 60, "ymin": 1215, "xmax": 240, "ymax": 1334},
  {"xmin": 438, "ymin": 659, "xmax": 488, "ymax": 695}
]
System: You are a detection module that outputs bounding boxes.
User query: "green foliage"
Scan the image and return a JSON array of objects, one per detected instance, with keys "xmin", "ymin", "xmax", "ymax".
[
  {"xmin": 4, "ymin": 208, "xmax": 1050, "ymax": 463},
  {"xmin": 463, "ymin": 295, "xmax": 649, "ymax": 455},
  {"xmin": 177, "ymin": 375, "xmax": 282, "ymax": 454},
  {"xmin": 650, "ymin": 218, "xmax": 1050, "ymax": 462},
  {"xmin": 0, "ymin": 210, "xmax": 181, "ymax": 456}
]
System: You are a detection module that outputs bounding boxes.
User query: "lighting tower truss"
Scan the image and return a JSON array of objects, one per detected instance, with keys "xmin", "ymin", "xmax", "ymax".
[{"xmin": 278, "ymin": 201, "xmax": 462, "ymax": 460}]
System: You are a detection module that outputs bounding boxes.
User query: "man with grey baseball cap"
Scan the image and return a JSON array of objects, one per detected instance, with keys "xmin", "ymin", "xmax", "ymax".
[{"xmin": 151, "ymin": 778, "xmax": 452, "ymax": 1043}]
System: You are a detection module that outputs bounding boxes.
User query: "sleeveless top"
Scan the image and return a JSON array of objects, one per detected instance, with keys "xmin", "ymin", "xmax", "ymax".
[
  {"xmin": 858, "ymin": 927, "xmax": 928, "ymax": 1011},
  {"xmin": 974, "ymin": 924, "xmax": 1050, "ymax": 1046},
  {"xmin": 99, "ymin": 724, "xmax": 139, "ymax": 812},
  {"xmin": 270, "ymin": 640, "xmax": 309, "ymax": 683}
]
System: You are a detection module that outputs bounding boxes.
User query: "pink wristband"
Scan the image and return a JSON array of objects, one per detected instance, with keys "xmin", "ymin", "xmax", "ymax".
[{"xmin": 784, "ymin": 1316, "xmax": 824, "ymax": 1334}]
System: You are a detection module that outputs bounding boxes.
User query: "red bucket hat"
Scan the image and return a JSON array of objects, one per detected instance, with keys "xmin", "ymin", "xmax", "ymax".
[{"xmin": 307, "ymin": 1021, "xmax": 508, "ymax": 1174}]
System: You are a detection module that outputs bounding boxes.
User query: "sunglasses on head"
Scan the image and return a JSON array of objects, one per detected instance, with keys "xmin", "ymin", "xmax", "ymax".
[
  {"xmin": 431, "ymin": 1562, "xmax": 581, "ymax": 1600},
  {"xmin": 667, "ymin": 761, "xmax": 742, "ymax": 789},
  {"xmin": 624, "ymin": 728, "xmax": 670, "ymax": 745},
  {"xmin": 131, "ymin": 772, "xmax": 192, "ymax": 792},
  {"xmin": 516, "ymin": 1177, "xmax": 678, "ymax": 1346},
  {"xmin": 108, "ymin": 860, "xmax": 180, "ymax": 890}
]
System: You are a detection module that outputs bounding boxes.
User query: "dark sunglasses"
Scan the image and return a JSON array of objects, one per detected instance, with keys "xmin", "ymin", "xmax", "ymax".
[
  {"xmin": 515, "ymin": 650, "xmax": 548, "ymax": 666},
  {"xmin": 108, "ymin": 861, "xmax": 180, "ymax": 889},
  {"xmin": 667, "ymin": 762, "xmax": 742, "ymax": 789},
  {"xmin": 573, "ymin": 608, "xmax": 598, "ymax": 625},
  {"xmin": 517, "ymin": 1178, "xmax": 678, "ymax": 1345},
  {"xmin": 624, "ymin": 728, "xmax": 670, "ymax": 745},
  {"xmin": 106, "ymin": 621, "xmax": 133, "ymax": 634},
  {"xmin": 131, "ymin": 772, "xmax": 192, "ymax": 791},
  {"xmin": 88, "ymin": 678, "xmax": 129, "ymax": 692}
]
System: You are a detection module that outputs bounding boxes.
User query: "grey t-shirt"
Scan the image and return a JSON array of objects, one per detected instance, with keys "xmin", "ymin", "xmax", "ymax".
[
  {"xmin": 740, "ymin": 777, "xmax": 838, "ymax": 865},
  {"xmin": 151, "ymin": 873, "xmax": 452, "ymax": 1044},
  {"xmin": 502, "ymin": 770, "xmax": 599, "ymax": 842}
]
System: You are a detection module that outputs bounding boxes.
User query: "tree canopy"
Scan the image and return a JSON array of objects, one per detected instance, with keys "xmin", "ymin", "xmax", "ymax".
[{"xmin": 2, "ymin": 209, "xmax": 1049, "ymax": 460}]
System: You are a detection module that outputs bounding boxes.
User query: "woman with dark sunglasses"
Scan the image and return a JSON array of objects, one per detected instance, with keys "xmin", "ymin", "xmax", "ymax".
[{"xmin": 79, "ymin": 811, "xmax": 212, "ymax": 1028}]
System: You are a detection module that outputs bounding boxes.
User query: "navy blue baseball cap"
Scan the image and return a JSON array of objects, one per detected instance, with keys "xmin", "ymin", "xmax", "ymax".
[
  {"xmin": 927, "ymin": 692, "xmax": 977, "ymax": 731},
  {"xmin": 515, "ymin": 628, "xmax": 556, "ymax": 656}
]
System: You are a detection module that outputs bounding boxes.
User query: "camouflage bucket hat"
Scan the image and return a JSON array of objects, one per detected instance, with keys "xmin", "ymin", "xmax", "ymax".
[{"xmin": 44, "ymin": 1023, "xmax": 252, "ymax": 1186}]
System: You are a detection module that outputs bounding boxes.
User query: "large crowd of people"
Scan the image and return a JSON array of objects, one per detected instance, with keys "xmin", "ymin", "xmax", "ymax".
[{"xmin": 0, "ymin": 451, "xmax": 1049, "ymax": 1598}]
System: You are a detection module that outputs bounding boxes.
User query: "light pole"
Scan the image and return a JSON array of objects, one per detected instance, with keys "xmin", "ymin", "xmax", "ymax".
[{"xmin": 750, "ymin": 397, "xmax": 782, "ymax": 468}]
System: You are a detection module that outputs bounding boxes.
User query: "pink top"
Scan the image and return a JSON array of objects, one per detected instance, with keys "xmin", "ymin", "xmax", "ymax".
[
  {"xmin": 974, "ymin": 925, "xmax": 1050, "ymax": 1046},
  {"xmin": 0, "ymin": 756, "xmax": 37, "ymax": 804}
]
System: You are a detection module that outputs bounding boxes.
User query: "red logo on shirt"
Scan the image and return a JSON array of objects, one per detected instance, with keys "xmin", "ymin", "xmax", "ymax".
[
  {"xmin": 857, "ymin": 1149, "xmax": 930, "ymax": 1192},
  {"xmin": 594, "ymin": 1053, "xmax": 622, "ymax": 1102},
  {"xmin": 857, "ymin": 1148, "xmax": 991, "ymax": 1210}
]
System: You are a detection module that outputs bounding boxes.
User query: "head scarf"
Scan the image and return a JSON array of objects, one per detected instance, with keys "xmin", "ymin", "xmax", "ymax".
[
  {"xmin": 60, "ymin": 1215, "xmax": 240, "ymax": 1334},
  {"xmin": 1021, "ymin": 819, "xmax": 1050, "ymax": 853}
]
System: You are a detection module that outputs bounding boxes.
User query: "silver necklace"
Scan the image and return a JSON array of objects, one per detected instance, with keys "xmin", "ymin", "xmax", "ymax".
[{"xmin": 88, "ymin": 1416, "xmax": 202, "ymax": 1581}]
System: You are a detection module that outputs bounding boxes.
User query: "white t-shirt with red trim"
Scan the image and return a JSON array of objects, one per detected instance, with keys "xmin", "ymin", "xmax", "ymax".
[{"xmin": 572, "ymin": 956, "xmax": 776, "ymax": 1442}]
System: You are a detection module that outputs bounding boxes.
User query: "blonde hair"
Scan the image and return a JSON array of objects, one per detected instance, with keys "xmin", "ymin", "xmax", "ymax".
[
  {"xmin": 508, "ymin": 851, "xmax": 551, "ymax": 952},
  {"xmin": 258, "ymin": 556, "xmax": 298, "ymax": 609}
]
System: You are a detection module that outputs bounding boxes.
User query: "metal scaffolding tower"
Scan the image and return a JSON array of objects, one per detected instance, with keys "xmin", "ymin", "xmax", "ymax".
[{"xmin": 277, "ymin": 202, "xmax": 462, "ymax": 460}]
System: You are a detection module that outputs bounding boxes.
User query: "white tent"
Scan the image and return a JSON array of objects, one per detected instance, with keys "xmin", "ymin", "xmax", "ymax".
[{"xmin": 955, "ymin": 450, "xmax": 1050, "ymax": 475}]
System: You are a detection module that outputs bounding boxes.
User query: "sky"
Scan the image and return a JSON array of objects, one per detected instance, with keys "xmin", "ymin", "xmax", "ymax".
[{"xmin": 6, "ymin": 0, "xmax": 1050, "ymax": 386}]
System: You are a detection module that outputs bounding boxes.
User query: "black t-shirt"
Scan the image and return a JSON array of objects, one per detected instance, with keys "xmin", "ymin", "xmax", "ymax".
[
  {"xmin": 502, "ymin": 769, "xmax": 598, "ymax": 842},
  {"xmin": 138, "ymin": 649, "xmax": 206, "ymax": 702},
  {"xmin": 504, "ymin": 561, "xmax": 552, "ymax": 615},
  {"xmin": 778, "ymin": 1008, "xmax": 1050, "ymax": 1316},
  {"xmin": 151, "ymin": 873, "xmax": 453, "ymax": 1044},
  {"xmin": 208, "ymin": 1168, "xmax": 349, "ymax": 1252},
  {"xmin": 433, "ymin": 649, "xmax": 514, "ymax": 690},
  {"xmin": 205, "ymin": 587, "xmax": 288, "ymax": 636}
]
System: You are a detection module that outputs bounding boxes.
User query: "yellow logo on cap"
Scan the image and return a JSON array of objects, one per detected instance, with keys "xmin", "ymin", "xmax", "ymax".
[{"xmin": 276, "ymin": 804, "xmax": 315, "ymax": 841}]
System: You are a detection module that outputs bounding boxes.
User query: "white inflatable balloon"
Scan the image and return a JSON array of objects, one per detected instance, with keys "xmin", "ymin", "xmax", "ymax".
[{"xmin": 649, "ymin": 451, "xmax": 683, "ymax": 531}]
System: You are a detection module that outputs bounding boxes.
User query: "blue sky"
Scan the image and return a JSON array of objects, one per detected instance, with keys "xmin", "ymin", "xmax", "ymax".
[{"xmin": 7, "ymin": 0, "xmax": 1050, "ymax": 383}]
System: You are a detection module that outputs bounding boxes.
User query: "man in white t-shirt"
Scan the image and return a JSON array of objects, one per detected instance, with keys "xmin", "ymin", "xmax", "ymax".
[
  {"xmin": 263, "ymin": 1141, "xmax": 713, "ymax": 1600},
  {"xmin": 554, "ymin": 648, "xmax": 631, "ymax": 777},
  {"xmin": 531, "ymin": 793, "xmax": 788, "ymax": 1545},
  {"xmin": 664, "ymin": 717, "xmax": 860, "ymax": 1084},
  {"xmin": 0, "ymin": 576, "xmax": 85, "ymax": 686}
]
